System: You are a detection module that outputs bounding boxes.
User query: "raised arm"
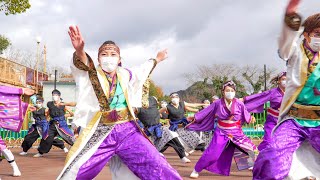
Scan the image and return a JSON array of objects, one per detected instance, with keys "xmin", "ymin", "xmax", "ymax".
[
  {"xmin": 62, "ymin": 102, "xmax": 77, "ymax": 107},
  {"xmin": 243, "ymin": 89, "xmax": 273, "ymax": 113},
  {"xmin": 184, "ymin": 102, "xmax": 206, "ymax": 108},
  {"xmin": 185, "ymin": 106, "xmax": 199, "ymax": 113},
  {"xmin": 159, "ymin": 107, "xmax": 167, "ymax": 114},
  {"xmin": 65, "ymin": 107, "xmax": 74, "ymax": 118},
  {"xmin": 129, "ymin": 49, "xmax": 168, "ymax": 108},
  {"xmin": 130, "ymin": 49, "xmax": 168, "ymax": 83},
  {"xmin": 0, "ymin": 86, "xmax": 23, "ymax": 95},
  {"xmin": 45, "ymin": 108, "xmax": 50, "ymax": 120},
  {"xmin": 68, "ymin": 26, "xmax": 87, "ymax": 65},
  {"xmin": 278, "ymin": 0, "xmax": 303, "ymax": 61}
]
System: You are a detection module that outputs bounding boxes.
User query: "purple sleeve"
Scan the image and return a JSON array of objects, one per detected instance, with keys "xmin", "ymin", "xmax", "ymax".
[
  {"xmin": 241, "ymin": 102, "xmax": 252, "ymax": 124},
  {"xmin": 243, "ymin": 89, "xmax": 273, "ymax": 113},
  {"xmin": 0, "ymin": 86, "xmax": 23, "ymax": 95},
  {"xmin": 186, "ymin": 100, "xmax": 218, "ymax": 131}
]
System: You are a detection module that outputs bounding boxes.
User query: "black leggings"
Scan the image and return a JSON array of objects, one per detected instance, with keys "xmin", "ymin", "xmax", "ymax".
[
  {"xmin": 195, "ymin": 143, "xmax": 206, "ymax": 152},
  {"xmin": 160, "ymin": 137, "xmax": 186, "ymax": 158},
  {"xmin": 22, "ymin": 128, "xmax": 65, "ymax": 152},
  {"xmin": 38, "ymin": 124, "xmax": 72, "ymax": 154}
]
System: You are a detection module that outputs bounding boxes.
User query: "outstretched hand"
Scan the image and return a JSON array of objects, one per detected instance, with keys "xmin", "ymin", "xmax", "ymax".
[
  {"xmin": 250, "ymin": 116, "xmax": 256, "ymax": 124},
  {"xmin": 156, "ymin": 49, "xmax": 168, "ymax": 63},
  {"xmin": 68, "ymin": 26, "xmax": 85, "ymax": 53},
  {"xmin": 286, "ymin": 0, "xmax": 301, "ymax": 14},
  {"xmin": 29, "ymin": 106, "xmax": 37, "ymax": 112},
  {"xmin": 22, "ymin": 88, "xmax": 35, "ymax": 96},
  {"xmin": 187, "ymin": 116, "xmax": 195, "ymax": 122}
]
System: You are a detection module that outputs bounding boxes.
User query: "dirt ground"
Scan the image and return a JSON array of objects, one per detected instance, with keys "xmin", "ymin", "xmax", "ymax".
[{"xmin": 0, "ymin": 147, "xmax": 253, "ymax": 180}]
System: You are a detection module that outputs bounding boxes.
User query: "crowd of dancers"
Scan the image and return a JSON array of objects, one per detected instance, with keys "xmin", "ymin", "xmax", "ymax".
[{"xmin": 0, "ymin": 0, "xmax": 319, "ymax": 179}]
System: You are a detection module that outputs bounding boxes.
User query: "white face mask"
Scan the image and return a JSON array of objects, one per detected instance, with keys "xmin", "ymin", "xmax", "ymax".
[
  {"xmin": 309, "ymin": 37, "xmax": 320, "ymax": 52},
  {"xmin": 52, "ymin": 95, "xmax": 60, "ymax": 102},
  {"xmin": 100, "ymin": 56, "xmax": 119, "ymax": 73},
  {"xmin": 171, "ymin": 98, "xmax": 179, "ymax": 105},
  {"xmin": 224, "ymin": 92, "xmax": 235, "ymax": 100},
  {"xmin": 161, "ymin": 103, "xmax": 167, "ymax": 108},
  {"xmin": 280, "ymin": 80, "xmax": 286, "ymax": 87},
  {"xmin": 36, "ymin": 103, "xmax": 42, "ymax": 108}
]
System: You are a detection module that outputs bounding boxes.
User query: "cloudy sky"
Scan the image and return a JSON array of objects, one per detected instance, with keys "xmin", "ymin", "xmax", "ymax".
[{"xmin": 1, "ymin": 0, "xmax": 319, "ymax": 94}]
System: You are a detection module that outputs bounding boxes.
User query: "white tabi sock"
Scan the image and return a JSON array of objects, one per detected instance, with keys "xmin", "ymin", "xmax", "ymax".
[{"xmin": 2, "ymin": 149, "xmax": 21, "ymax": 177}]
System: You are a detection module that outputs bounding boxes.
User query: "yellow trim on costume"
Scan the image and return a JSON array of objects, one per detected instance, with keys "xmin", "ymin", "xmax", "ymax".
[
  {"xmin": 292, "ymin": 103, "xmax": 320, "ymax": 110},
  {"xmin": 117, "ymin": 69, "xmax": 136, "ymax": 119},
  {"xmin": 65, "ymin": 111, "xmax": 102, "ymax": 164},
  {"xmin": 280, "ymin": 43, "xmax": 309, "ymax": 113},
  {"xmin": 96, "ymin": 66, "xmax": 135, "ymax": 119},
  {"xmin": 291, "ymin": 117, "xmax": 320, "ymax": 121},
  {"xmin": 102, "ymin": 119, "xmax": 131, "ymax": 125},
  {"xmin": 96, "ymin": 66, "xmax": 110, "ymax": 99}
]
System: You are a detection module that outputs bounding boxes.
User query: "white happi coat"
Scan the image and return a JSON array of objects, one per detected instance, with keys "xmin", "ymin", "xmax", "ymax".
[
  {"xmin": 57, "ymin": 57, "xmax": 156, "ymax": 180},
  {"xmin": 278, "ymin": 22, "xmax": 320, "ymax": 180}
]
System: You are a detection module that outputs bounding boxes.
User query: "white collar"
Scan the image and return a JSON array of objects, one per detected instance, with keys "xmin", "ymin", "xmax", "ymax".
[{"xmin": 224, "ymin": 98, "xmax": 232, "ymax": 110}]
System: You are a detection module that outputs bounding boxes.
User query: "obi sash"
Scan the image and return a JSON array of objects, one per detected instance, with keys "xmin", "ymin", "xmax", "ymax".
[
  {"xmin": 50, "ymin": 116, "xmax": 74, "ymax": 136},
  {"xmin": 217, "ymin": 119, "xmax": 241, "ymax": 129},
  {"xmin": 288, "ymin": 103, "xmax": 320, "ymax": 121},
  {"xmin": 169, "ymin": 118, "xmax": 189, "ymax": 131},
  {"xmin": 144, "ymin": 123, "xmax": 162, "ymax": 138},
  {"xmin": 267, "ymin": 108, "xmax": 279, "ymax": 118},
  {"xmin": 100, "ymin": 108, "xmax": 133, "ymax": 125},
  {"xmin": 51, "ymin": 116, "xmax": 68, "ymax": 126},
  {"xmin": 30, "ymin": 118, "xmax": 49, "ymax": 139}
]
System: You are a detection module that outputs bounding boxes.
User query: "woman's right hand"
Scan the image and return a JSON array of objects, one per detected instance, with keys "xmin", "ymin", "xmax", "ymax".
[{"xmin": 68, "ymin": 26, "xmax": 85, "ymax": 54}]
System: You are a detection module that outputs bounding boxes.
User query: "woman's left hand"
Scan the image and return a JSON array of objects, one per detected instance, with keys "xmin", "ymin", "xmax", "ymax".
[{"xmin": 155, "ymin": 49, "xmax": 168, "ymax": 63}]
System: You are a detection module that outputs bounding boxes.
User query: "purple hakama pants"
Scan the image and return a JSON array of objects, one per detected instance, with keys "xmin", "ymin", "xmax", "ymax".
[
  {"xmin": 75, "ymin": 121, "xmax": 182, "ymax": 180},
  {"xmin": 257, "ymin": 115, "xmax": 277, "ymax": 151},
  {"xmin": 253, "ymin": 119, "xmax": 320, "ymax": 180},
  {"xmin": 194, "ymin": 127, "xmax": 257, "ymax": 176}
]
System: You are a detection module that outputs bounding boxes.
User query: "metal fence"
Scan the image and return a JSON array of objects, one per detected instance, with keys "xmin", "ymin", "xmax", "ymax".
[
  {"xmin": 0, "ymin": 129, "xmax": 31, "ymax": 148},
  {"xmin": 243, "ymin": 103, "xmax": 269, "ymax": 139}
]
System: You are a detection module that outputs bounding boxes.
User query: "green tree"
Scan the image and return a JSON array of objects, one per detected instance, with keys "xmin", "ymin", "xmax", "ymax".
[
  {"xmin": 231, "ymin": 76, "xmax": 248, "ymax": 97},
  {"xmin": 242, "ymin": 65, "xmax": 275, "ymax": 94},
  {"xmin": 159, "ymin": 95, "xmax": 171, "ymax": 103},
  {"xmin": 211, "ymin": 75, "xmax": 247, "ymax": 98},
  {"xmin": 211, "ymin": 75, "xmax": 228, "ymax": 97},
  {"xmin": 0, "ymin": 0, "xmax": 31, "ymax": 15},
  {"xmin": 0, "ymin": 35, "xmax": 10, "ymax": 54}
]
